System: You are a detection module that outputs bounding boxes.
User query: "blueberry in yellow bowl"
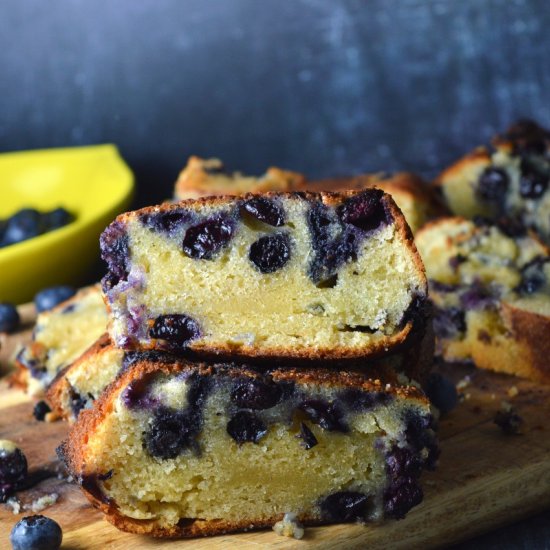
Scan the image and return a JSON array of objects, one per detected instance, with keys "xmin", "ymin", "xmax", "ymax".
[{"xmin": 0, "ymin": 145, "xmax": 134, "ymax": 303}]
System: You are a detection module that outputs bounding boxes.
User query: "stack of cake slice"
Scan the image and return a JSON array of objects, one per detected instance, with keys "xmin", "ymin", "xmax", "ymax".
[
  {"xmin": 54, "ymin": 187, "xmax": 438, "ymax": 538},
  {"xmin": 423, "ymin": 120, "xmax": 550, "ymax": 383}
]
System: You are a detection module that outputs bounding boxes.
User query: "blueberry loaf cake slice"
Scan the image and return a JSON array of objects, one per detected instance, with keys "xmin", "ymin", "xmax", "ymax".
[
  {"xmin": 416, "ymin": 216, "xmax": 550, "ymax": 383},
  {"xmin": 435, "ymin": 120, "xmax": 550, "ymax": 243},
  {"xmin": 174, "ymin": 156, "xmax": 306, "ymax": 201},
  {"xmin": 310, "ymin": 173, "xmax": 447, "ymax": 234},
  {"xmin": 101, "ymin": 190, "xmax": 428, "ymax": 361},
  {"xmin": 59, "ymin": 357, "xmax": 438, "ymax": 537},
  {"xmin": 14, "ymin": 285, "xmax": 108, "ymax": 396}
]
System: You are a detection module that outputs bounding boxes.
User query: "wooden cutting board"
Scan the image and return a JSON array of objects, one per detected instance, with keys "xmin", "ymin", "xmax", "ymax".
[{"xmin": 1, "ymin": 305, "xmax": 550, "ymax": 549}]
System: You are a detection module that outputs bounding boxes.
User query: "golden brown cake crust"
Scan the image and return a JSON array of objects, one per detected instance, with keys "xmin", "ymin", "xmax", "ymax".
[
  {"xmin": 500, "ymin": 302, "xmax": 550, "ymax": 383},
  {"xmin": 106, "ymin": 190, "xmax": 428, "ymax": 361},
  {"xmin": 60, "ymin": 357, "xmax": 428, "ymax": 537}
]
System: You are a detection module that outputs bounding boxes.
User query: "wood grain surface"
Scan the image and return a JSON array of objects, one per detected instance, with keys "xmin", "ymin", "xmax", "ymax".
[{"xmin": 1, "ymin": 311, "xmax": 550, "ymax": 548}]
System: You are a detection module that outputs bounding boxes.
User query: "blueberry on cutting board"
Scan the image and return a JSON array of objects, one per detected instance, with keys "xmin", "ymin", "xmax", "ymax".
[
  {"xmin": 10, "ymin": 515, "xmax": 62, "ymax": 550},
  {"xmin": 0, "ymin": 302, "xmax": 20, "ymax": 333}
]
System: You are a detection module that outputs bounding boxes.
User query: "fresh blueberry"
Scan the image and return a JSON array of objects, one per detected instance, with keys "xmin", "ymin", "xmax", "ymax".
[
  {"xmin": 0, "ymin": 218, "xmax": 6, "ymax": 244},
  {"xmin": 297, "ymin": 422, "xmax": 318, "ymax": 450},
  {"xmin": 226, "ymin": 411, "xmax": 267, "ymax": 444},
  {"xmin": 241, "ymin": 198, "xmax": 286, "ymax": 227},
  {"xmin": 298, "ymin": 399, "xmax": 348, "ymax": 432},
  {"xmin": 0, "ymin": 442, "xmax": 28, "ymax": 502},
  {"xmin": 384, "ymin": 479, "xmax": 423, "ymax": 519},
  {"xmin": 0, "ymin": 302, "xmax": 20, "ymax": 333},
  {"xmin": 477, "ymin": 167, "xmax": 509, "ymax": 203},
  {"xmin": 424, "ymin": 373, "xmax": 458, "ymax": 415},
  {"xmin": 33, "ymin": 401, "xmax": 51, "ymax": 421},
  {"xmin": 148, "ymin": 314, "xmax": 201, "ymax": 348},
  {"xmin": 319, "ymin": 491, "xmax": 370, "ymax": 522},
  {"xmin": 1, "ymin": 208, "xmax": 43, "ymax": 247},
  {"xmin": 230, "ymin": 378, "xmax": 282, "ymax": 410},
  {"xmin": 34, "ymin": 286, "xmax": 76, "ymax": 313},
  {"xmin": 43, "ymin": 207, "xmax": 73, "ymax": 230},
  {"xmin": 249, "ymin": 233, "xmax": 291, "ymax": 274},
  {"xmin": 182, "ymin": 215, "xmax": 235, "ymax": 259},
  {"xmin": 10, "ymin": 515, "xmax": 62, "ymax": 550}
]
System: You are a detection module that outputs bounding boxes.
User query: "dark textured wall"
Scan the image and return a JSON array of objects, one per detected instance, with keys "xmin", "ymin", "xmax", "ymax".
[{"xmin": 1, "ymin": 0, "xmax": 549, "ymax": 207}]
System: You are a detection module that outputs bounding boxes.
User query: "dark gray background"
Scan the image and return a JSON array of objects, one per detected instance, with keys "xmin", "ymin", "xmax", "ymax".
[
  {"xmin": 1, "ymin": 0, "xmax": 550, "ymax": 207},
  {"xmin": 1, "ymin": 1, "xmax": 550, "ymax": 546}
]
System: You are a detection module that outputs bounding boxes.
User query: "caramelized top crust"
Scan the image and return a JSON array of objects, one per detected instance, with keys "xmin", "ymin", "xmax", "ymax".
[{"xmin": 117, "ymin": 189, "xmax": 401, "ymax": 218}]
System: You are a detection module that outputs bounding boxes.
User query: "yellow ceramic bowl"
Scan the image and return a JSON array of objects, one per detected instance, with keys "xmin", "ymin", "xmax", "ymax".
[{"xmin": 0, "ymin": 144, "xmax": 134, "ymax": 303}]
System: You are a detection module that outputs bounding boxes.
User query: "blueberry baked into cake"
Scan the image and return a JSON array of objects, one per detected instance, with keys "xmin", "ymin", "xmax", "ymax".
[
  {"xmin": 14, "ymin": 285, "xmax": 108, "ymax": 396},
  {"xmin": 416, "ymin": 216, "xmax": 550, "ymax": 383},
  {"xmin": 310, "ymin": 172, "xmax": 447, "ymax": 234},
  {"xmin": 101, "ymin": 190, "xmax": 428, "ymax": 361},
  {"xmin": 435, "ymin": 120, "xmax": 550, "ymax": 243},
  {"xmin": 174, "ymin": 156, "xmax": 306, "ymax": 201},
  {"xmin": 59, "ymin": 357, "xmax": 438, "ymax": 537}
]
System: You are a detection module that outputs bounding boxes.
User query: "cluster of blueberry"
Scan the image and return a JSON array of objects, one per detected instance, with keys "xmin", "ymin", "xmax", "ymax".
[
  {"xmin": 0, "ymin": 441, "xmax": 62, "ymax": 549},
  {"xmin": 0, "ymin": 285, "xmax": 76, "ymax": 333},
  {"xmin": 0, "ymin": 207, "xmax": 73, "ymax": 249}
]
